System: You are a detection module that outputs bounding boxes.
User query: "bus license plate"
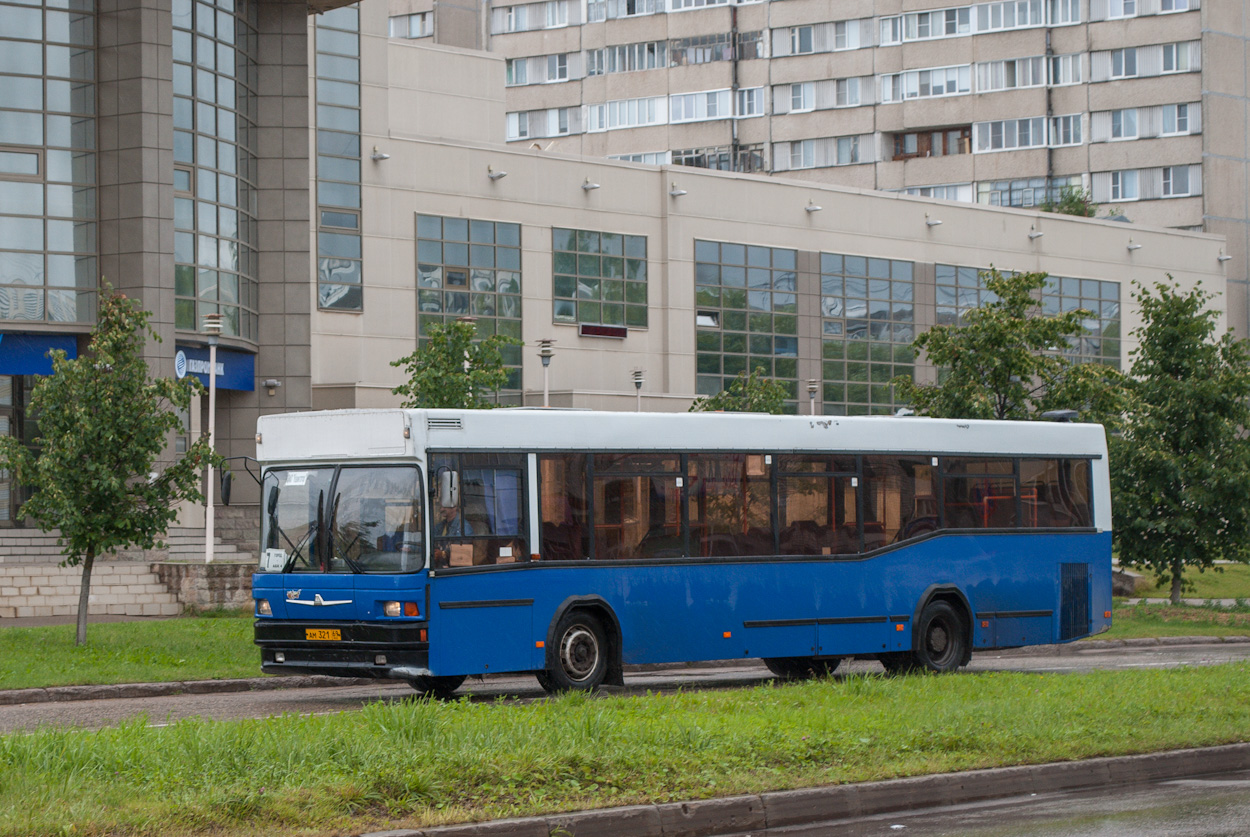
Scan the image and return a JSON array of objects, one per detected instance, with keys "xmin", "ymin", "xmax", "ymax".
[{"xmin": 305, "ymin": 628, "xmax": 341, "ymax": 641}]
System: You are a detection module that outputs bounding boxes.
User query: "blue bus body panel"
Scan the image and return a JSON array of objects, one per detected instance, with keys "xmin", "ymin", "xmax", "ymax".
[
  {"xmin": 419, "ymin": 531, "xmax": 1111, "ymax": 677},
  {"xmin": 253, "ymin": 571, "xmax": 429, "ymax": 622}
]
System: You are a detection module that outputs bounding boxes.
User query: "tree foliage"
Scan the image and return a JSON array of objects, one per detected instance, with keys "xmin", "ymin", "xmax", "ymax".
[
  {"xmin": 689, "ymin": 366, "xmax": 788, "ymax": 414},
  {"xmin": 0, "ymin": 285, "xmax": 217, "ymax": 645},
  {"xmin": 1039, "ymin": 185, "xmax": 1097, "ymax": 218},
  {"xmin": 390, "ymin": 319, "xmax": 521, "ymax": 409},
  {"xmin": 1111, "ymin": 280, "xmax": 1250, "ymax": 603},
  {"xmin": 892, "ymin": 269, "xmax": 1126, "ymax": 425}
]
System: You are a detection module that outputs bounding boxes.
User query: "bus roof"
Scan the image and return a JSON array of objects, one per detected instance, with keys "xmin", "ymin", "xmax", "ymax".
[{"xmin": 255, "ymin": 408, "xmax": 1108, "ymax": 465}]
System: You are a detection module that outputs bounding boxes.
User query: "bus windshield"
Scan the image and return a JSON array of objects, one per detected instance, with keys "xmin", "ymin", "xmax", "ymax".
[{"xmin": 259, "ymin": 465, "xmax": 424, "ymax": 574}]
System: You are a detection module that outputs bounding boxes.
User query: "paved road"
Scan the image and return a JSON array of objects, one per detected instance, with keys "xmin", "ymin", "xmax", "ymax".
[
  {"xmin": 826, "ymin": 770, "xmax": 1250, "ymax": 836},
  {"xmin": 1, "ymin": 640, "xmax": 1247, "ymax": 733}
]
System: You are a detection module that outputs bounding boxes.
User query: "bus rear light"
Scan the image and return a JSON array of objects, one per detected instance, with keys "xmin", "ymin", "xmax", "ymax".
[
  {"xmin": 420, "ymin": 628, "xmax": 428, "ymax": 642},
  {"xmin": 274, "ymin": 652, "xmax": 285, "ymax": 663},
  {"xmin": 1104, "ymin": 611, "xmax": 1112, "ymax": 618},
  {"xmin": 257, "ymin": 599, "xmax": 272, "ymax": 616}
]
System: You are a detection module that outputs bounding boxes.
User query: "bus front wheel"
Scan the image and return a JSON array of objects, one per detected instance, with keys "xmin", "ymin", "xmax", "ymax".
[
  {"xmin": 408, "ymin": 674, "xmax": 466, "ymax": 699},
  {"xmin": 542, "ymin": 610, "xmax": 608, "ymax": 693}
]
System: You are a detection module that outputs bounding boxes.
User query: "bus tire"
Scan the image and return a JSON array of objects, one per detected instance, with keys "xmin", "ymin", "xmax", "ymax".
[
  {"xmin": 544, "ymin": 610, "xmax": 608, "ymax": 692},
  {"xmin": 913, "ymin": 600, "xmax": 968, "ymax": 673},
  {"xmin": 408, "ymin": 674, "xmax": 466, "ymax": 699},
  {"xmin": 765, "ymin": 656, "xmax": 841, "ymax": 680}
]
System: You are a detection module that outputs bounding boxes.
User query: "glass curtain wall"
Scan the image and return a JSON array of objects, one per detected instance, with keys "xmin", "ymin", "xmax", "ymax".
[
  {"xmin": 172, "ymin": 0, "xmax": 260, "ymax": 339},
  {"xmin": 0, "ymin": 0, "xmax": 97, "ymax": 323}
]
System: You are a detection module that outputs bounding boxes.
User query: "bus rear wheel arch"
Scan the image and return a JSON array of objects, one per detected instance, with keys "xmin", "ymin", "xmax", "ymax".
[
  {"xmin": 540, "ymin": 608, "xmax": 613, "ymax": 693},
  {"xmin": 882, "ymin": 594, "xmax": 972, "ymax": 675}
]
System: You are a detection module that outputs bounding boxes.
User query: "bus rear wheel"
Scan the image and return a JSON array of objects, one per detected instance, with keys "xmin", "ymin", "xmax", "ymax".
[
  {"xmin": 914, "ymin": 600, "xmax": 967, "ymax": 672},
  {"xmin": 408, "ymin": 674, "xmax": 466, "ymax": 699},
  {"xmin": 542, "ymin": 611, "xmax": 608, "ymax": 693}
]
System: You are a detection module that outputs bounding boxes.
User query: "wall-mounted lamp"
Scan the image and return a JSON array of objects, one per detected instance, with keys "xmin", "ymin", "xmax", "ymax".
[
  {"xmin": 370, "ymin": 146, "xmax": 390, "ymax": 161},
  {"xmin": 1218, "ymin": 252, "xmax": 1232, "ymax": 262},
  {"xmin": 925, "ymin": 214, "xmax": 942, "ymax": 227},
  {"xmin": 806, "ymin": 379, "xmax": 819, "ymax": 415},
  {"xmin": 582, "ymin": 178, "xmax": 600, "ymax": 191},
  {"xmin": 1028, "ymin": 226, "xmax": 1044, "ymax": 240},
  {"xmin": 805, "ymin": 200, "xmax": 823, "ymax": 213},
  {"xmin": 487, "ymin": 165, "xmax": 507, "ymax": 181},
  {"xmin": 632, "ymin": 368, "xmax": 644, "ymax": 412},
  {"xmin": 262, "ymin": 378, "xmax": 283, "ymax": 397},
  {"xmin": 1126, "ymin": 240, "xmax": 1142, "ymax": 252},
  {"xmin": 536, "ymin": 339, "xmax": 555, "ymax": 408},
  {"xmin": 669, "ymin": 182, "xmax": 687, "ymax": 197}
]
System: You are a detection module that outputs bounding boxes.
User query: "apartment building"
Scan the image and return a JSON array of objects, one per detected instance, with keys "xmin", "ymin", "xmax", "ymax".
[{"xmin": 385, "ymin": 0, "xmax": 1249, "ymax": 328}]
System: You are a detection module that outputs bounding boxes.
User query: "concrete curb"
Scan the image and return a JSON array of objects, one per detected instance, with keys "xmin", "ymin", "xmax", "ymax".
[
  {"xmin": 361, "ymin": 743, "xmax": 1250, "ymax": 837},
  {"xmin": 2, "ymin": 635, "xmax": 1247, "ymax": 706}
]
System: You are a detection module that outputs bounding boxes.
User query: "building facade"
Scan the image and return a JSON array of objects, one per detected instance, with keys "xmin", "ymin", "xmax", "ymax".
[{"xmin": 385, "ymin": 0, "xmax": 1250, "ymax": 332}]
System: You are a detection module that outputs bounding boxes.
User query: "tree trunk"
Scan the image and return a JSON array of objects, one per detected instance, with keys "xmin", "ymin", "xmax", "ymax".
[
  {"xmin": 76, "ymin": 548, "xmax": 95, "ymax": 646},
  {"xmin": 1169, "ymin": 557, "xmax": 1184, "ymax": 606}
]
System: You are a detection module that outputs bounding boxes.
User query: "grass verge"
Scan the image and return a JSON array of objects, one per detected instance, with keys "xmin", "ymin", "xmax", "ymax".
[
  {"xmin": 1, "ymin": 664, "xmax": 1248, "ymax": 837},
  {"xmin": 1131, "ymin": 562, "xmax": 1250, "ymax": 600},
  {"xmin": 0, "ymin": 610, "xmax": 256, "ymax": 691},
  {"xmin": 2, "ymin": 602, "xmax": 1248, "ymax": 690}
]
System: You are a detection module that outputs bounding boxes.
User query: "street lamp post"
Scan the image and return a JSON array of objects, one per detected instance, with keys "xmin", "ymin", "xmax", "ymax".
[
  {"xmin": 807, "ymin": 379, "xmax": 819, "ymax": 415},
  {"xmin": 203, "ymin": 313, "xmax": 222, "ymax": 565},
  {"xmin": 537, "ymin": 339, "xmax": 555, "ymax": 407},
  {"xmin": 632, "ymin": 369, "xmax": 644, "ymax": 412}
]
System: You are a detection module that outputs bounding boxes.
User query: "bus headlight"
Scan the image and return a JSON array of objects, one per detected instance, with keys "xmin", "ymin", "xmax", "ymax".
[
  {"xmin": 382, "ymin": 601, "xmax": 419, "ymax": 617},
  {"xmin": 257, "ymin": 599, "xmax": 272, "ymax": 616}
]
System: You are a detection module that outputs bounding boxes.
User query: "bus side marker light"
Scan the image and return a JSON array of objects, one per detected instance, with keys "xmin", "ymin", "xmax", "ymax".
[
  {"xmin": 895, "ymin": 624, "xmax": 905, "ymax": 631},
  {"xmin": 536, "ymin": 641, "xmax": 545, "ymax": 648},
  {"xmin": 1104, "ymin": 611, "xmax": 1111, "ymax": 619},
  {"xmin": 405, "ymin": 602, "xmax": 419, "ymax": 617},
  {"xmin": 723, "ymin": 631, "xmax": 732, "ymax": 639},
  {"xmin": 981, "ymin": 621, "xmax": 989, "ymax": 628},
  {"xmin": 420, "ymin": 628, "xmax": 428, "ymax": 642}
]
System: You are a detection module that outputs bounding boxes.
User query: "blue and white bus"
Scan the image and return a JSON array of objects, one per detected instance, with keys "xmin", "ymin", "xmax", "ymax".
[{"xmin": 251, "ymin": 408, "xmax": 1111, "ymax": 695}]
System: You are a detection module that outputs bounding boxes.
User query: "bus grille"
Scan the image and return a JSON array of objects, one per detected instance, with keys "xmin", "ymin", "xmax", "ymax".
[
  {"xmin": 1059, "ymin": 563, "xmax": 1091, "ymax": 641},
  {"xmin": 427, "ymin": 417, "xmax": 463, "ymax": 431}
]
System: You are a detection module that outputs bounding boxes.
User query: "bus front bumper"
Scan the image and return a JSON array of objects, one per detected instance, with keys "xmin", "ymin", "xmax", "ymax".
[{"xmin": 255, "ymin": 619, "xmax": 429, "ymax": 680}]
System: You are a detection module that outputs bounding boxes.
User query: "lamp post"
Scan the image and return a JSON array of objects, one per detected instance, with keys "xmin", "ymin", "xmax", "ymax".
[
  {"xmin": 807, "ymin": 379, "xmax": 819, "ymax": 415},
  {"xmin": 537, "ymin": 339, "xmax": 555, "ymax": 407},
  {"xmin": 202, "ymin": 313, "xmax": 221, "ymax": 565},
  {"xmin": 632, "ymin": 369, "xmax": 644, "ymax": 412}
]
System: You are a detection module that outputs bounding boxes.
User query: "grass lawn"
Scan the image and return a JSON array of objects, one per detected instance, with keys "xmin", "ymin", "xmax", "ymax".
[
  {"xmin": 2, "ymin": 599, "xmax": 1248, "ymax": 691},
  {"xmin": 1, "ymin": 664, "xmax": 1247, "ymax": 837},
  {"xmin": 0, "ymin": 610, "xmax": 257, "ymax": 691},
  {"xmin": 1129, "ymin": 562, "xmax": 1250, "ymax": 601}
]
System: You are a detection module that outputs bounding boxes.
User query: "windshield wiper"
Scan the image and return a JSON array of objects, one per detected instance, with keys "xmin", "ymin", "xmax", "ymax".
[{"xmin": 328, "ymin": 492, "xmax": 364, "ymax": 574}]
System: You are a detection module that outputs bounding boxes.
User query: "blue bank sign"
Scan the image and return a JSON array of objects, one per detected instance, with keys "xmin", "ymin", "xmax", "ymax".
[
  {"xmin": 0, "ymin": 333, "xmax": 78, "ymax": 376},
  {"xmin": 174, "ymin": 344, "xmax": 255, "ymax": 391}
]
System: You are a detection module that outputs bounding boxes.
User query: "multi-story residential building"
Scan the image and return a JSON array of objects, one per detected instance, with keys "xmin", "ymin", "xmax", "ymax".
[{"xmin": 386, "ymin": 0, "xmax": 1248, "ymax": 330}]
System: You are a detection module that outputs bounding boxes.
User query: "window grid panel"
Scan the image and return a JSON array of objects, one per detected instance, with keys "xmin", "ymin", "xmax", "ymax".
[{"xmin": 552, "ymin": 227, "xmax": 648, "ymax": 329}]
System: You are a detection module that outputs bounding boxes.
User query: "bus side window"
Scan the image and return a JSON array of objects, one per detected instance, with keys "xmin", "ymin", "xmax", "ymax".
[
  {"xmin": 862, "ymin": 455, "xmax": 935, "ymax": 548},
  {"xmin": 538, "ymin": 454, "xmax": 590, "ymax": 560},
  {"xmin": 1020, "ymin": 458, "xmax": 1092, "ymax": 528}
]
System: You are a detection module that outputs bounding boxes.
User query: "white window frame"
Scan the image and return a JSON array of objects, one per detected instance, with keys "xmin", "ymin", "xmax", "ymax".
[
  {"xmin": 547, "ymin": 53, "xmax": 568, "ymax": 81},
  {"xmin": 1047, "ymin": 0, "xmax": 1079, "ymax": 24},
  {"xmin": 1161, "ymin": 103, "xmax": 1190, "ymax": 135},
  {"xmin": 1160, "ymin": 0, "xmax": 1189, "ymax": 11},
  {"xmin": 1110, "ymin": 109, "xmax": 1138, "ymax": 140},
  {"xmin": 1050, "ymin": 114, "xmax": 1082, "ymax": 146},
  {"xmin": 790, "ymin": 139, "xmax": 815, "ymax": 169},
  {"xmin": 1162, "ymin": 165, "xmax": 1191, "ymax": 197},
  {"xmin": 736, "ymin": 87, "xmax": 764, "ymax": 117},
  {"xmin": 975, "ymin": 116, "xmax": 1047, "ymax": 152},
  {"xmin": 790, "ymin": 82, "xmax": 814, "ymax": 112},
  {"xmin": 1049, "ymin": 53, "xmax": 1082, "ymax": 85},
  {"xmin": 1107, "ymin": 0, "xmax": 1136, "ymax": 18},
  {"xmin": 1111, "ymin": 48, "xmax": 1137, "ymax": 78},
  {"xmin": 507, "ymin": 111, "xmax": 530, "ymax": 140},
  {"xmin": 836, "ymin": 135, "xmax": 859, "ymax": 165},
  {"xmin": 1162, "ymin": 43, "xmax": 1192, "ymax": 73},
  {"xmin": 835, "ymin": 77, "xmax": 861, "ymax": 107},
  {"xmin": 506, "ymin": 58, "xmax": 527, "ymax": 85},
  {"xmin": 1110, "ymin": 170, "xmax": 1139, "ymax": 201},
  {"xmin": 789, "ymin": 26, "xmax": 814, "ymax": 55}
]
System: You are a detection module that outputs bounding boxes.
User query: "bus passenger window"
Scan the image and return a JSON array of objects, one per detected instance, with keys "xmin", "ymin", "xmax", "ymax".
[
  {"xmin": 942, "ymin": 458, "xmax": 1016, "ymax": 529},
  {"xmin": 429, "ymin": 453, "xmax": 527, "ymax": 567},
  {"xmin": 777, "ymin": 455, "xmax": 858, "ymax": 556},
  {"xmin": 539, "ymin": 454, "xmax": 590, "ymax": 561},
  {"xmin": 862, "ymin": 456, "xmax": 935, "ymax": 548},
  {"xmin": 688, "ymin": 454, "xmax": 771, "ymax": 558},
  {"xmin": 1020, "ymin": 458, "xmax": 1092, "ymax": 527}
]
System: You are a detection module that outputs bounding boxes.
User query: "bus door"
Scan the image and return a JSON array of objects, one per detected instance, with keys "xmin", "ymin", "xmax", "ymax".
[{"xmin": 427, "ymin": 453, "xmax": 534, "ymax": 676}]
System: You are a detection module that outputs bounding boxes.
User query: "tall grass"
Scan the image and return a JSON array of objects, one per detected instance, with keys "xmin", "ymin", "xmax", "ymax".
[{"xmin": 2, "ymin": 664, "xmax": 1248, "ymax": 837}]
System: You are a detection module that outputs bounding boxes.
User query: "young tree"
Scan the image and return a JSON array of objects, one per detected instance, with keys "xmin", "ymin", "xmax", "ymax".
[
  {"xmin": 690, "ymin": 366, "xmax": 789, "ymax": 414},
  {"xmin": 1112, "ymin": 281, "xmax": 1250, "ymax": 603},
  {"xmin": 0, "ymin": 286, "xmax": 217, "ymax": 645},
  {"xmin": 892, "ymin": 269, "xmax": 1126, "ymax": 425},
  {"xmin": 390, "ymin": 318, "xmax": 521, "ymax": 408},
  {"xmin": 1039, "ymin": 185, "xmax": 1097, "ymax": 218}
]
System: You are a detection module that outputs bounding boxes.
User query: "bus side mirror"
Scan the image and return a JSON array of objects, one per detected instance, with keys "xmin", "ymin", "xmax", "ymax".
[
  {"xmin": 220, "ymin": 470, "xmax": 232, "ymax": 506},
  {"xmin": 439, "ymin": 470, "xmax": 459, "ymax": 509},
  {"xmin": 267, "ymin": 485, "xmax": 280, "ymax": 515}
]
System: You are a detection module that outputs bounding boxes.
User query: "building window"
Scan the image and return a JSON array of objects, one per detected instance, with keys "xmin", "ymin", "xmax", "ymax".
[
  {"xmin": 836, "ymin": 78, "xmax": 860, "ymax": 106},
  {"xmin": 1048, "ymin": 0, "xmax": 1080, "ymax": 24},
  {"xmin": 587, "ymin": 41, "xmax": 666, "ymax": 75},
  {"xmin": 694, "ymin": 240, "xmax": 800, "ymax": 413},
  {"xmin": 1050, "ymin": 114, "xmax": 1082, "ymax": 146},
  {"xmin": 672, "ymin": 145, "xmax": 765, "ymax": 172},
  {"xmin": 976, "ymin": 175, "xmax": 1081, "ymax": 208},
  {"xmin": 896, "ymin": 183, "xmax": 974, "ymax": 202},
  {"xmin": 587, "ymin": 96, "xmax": 665, "ymax": 131},
  {"xmin": 976, "ymin": 0, "xmax": 1046, "ymax": 32},
  {"xmin": 387, "ymin": 12, "xmax": 431, "ymax": 38},
  {"xmin": 1111, "ymin": 170, "xmax": 1138, "ymax": 201},
  {"xmin": 789, "ymin": 26, "xmax": 813, "ymax": 54},
  {"xmin": 736, "ymin": 88, "xmax": 764, "ymax": 117},
  {"xmin": 1162, "ymin": 43, "xmax": 1192, "ymax": 73},
  {"xmin": 1110, "ymin": 109, "xmax": 1138, "ymax": 140},
  {"xmin": 976, "ymin": 56, "xmax": 1045, "ymax": 91},
  {"xmin": 974, "ymin": 117, "xmax": 1046, "ymax": 152},
  {"xmin": 1050, "ymin": 53, "xmax": 1082, "ymax": 85},
  {"xmin": 671, "ymin": 90, "xmax": 730, "ymax": 122},
  {"xmin": 552, "ymin": 228, "xmax": 647, "ymax": 328},
  {"xmin": 892, "ymin": 127, "xmax": 971, "ymax": 160},
  {"xmin": 1110, "ymin": 48, "xmax": 1137, "ymax": 78},
  {"xmin": 173, "ymin": 0, "xmax": 262, "ymax": 331},
  {"xmin": 1162, "ymin": 104, "xmax": 1190, "ymax": 135},
  {"xmin": 1107, "ymin": 0, "xmax": 1136, "ymax": 18},
  {"xmin": 670, "ymin": 32, "xmax": 757, "ymax": 65},
  {"xmin": 416, "ymin": 215, "xmax": 522, "ymax": 402},
  {"xmin": 790, "ymin": 82, "xmax": 814, "ymax": 112},
  {"xmin": 1160, "ymin": 0, "xmax": 1189, "ymax": 11},
  {"xmin": 820, "ymin": 254, "xmax": 915, "ymax": 415},
  {"xmin": 1040, "ymin": 276, "xmax": 1122, "ymax": 367},
  {"xmin": 610, "ymin": 151, "xmax": 671, "ymax": 165},
  {"xmin": 880, "ymin": 65, "xmax": 971, "ymax": 102},
  {"xmin": 1162, "ymin": 166, "xmax": 1191, "ymax": 197}
]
